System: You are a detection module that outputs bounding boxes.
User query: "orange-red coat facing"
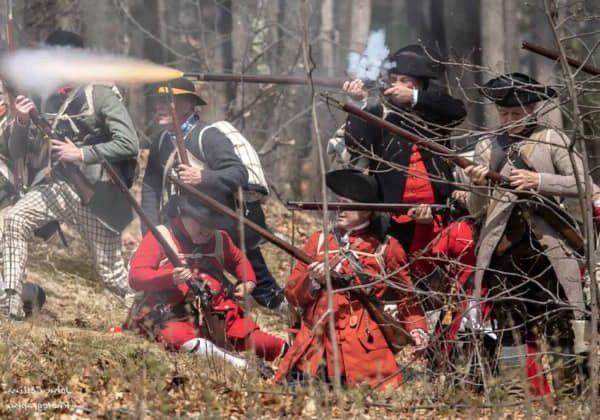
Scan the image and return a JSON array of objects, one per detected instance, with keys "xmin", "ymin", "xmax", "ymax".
[{"xmin": 273, "ymin": 227, "xmax": 427, "ymax": 390}]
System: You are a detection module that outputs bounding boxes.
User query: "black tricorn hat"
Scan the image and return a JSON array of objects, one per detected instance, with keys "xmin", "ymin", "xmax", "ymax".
[
  {"xmin": 154, "ymin": 77, "xmax": 207, "ymax": 106},
  {"xmin": 326, "ymin": 169, "xmax": 382, "ymax": 203},
  {"xmin": 387, "ymin": 44, "xmax": 442, "ymax": 79},
  {"xmin": 480, "ymin": 72, "xmax": 557, "ymax": 107},
  {"xmin": 45, "ymin": 30, "xmax": 84, "ymax": 48},
  {"xmin": 167, "ymin": 194, "xmax": 232, "ymax": 230}
]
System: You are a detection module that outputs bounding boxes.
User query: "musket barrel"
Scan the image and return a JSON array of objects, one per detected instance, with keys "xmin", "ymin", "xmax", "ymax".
[
  {"xmin": 286, "ymin": 201, "xmax": 450, "ymax": 213},
  {"xmin": 522, "ymin": 41, "xmax": 600, "ymax": 76},
  {"xmin": 184, "ymin": 72, "xmax": 346, "ymax": 89}
]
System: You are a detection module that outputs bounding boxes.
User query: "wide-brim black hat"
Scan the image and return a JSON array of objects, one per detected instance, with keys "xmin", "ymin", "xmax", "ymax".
[
  {"xmin": 387, "ymin": 44, "xmax": 442, "ymax": 79},
  {"xmin": 325, "ymin": 169, "xmax": 382, "ymax": 203},
  {"xmin": 167, "ymin": 194, "xmax": 233, "ymax": 230},
  {"xmin": 152, "ymin": 77, "xmax": 207, "ymax": 106},
  {"xmin": 480, "ymin": 72, "xmax": 557, "ymax": 107}
]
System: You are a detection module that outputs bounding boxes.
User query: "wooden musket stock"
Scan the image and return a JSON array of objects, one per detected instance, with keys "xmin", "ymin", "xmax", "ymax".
[{"xmin": 167, "ymin": 84, "xmax": 190, "ymax": 166}]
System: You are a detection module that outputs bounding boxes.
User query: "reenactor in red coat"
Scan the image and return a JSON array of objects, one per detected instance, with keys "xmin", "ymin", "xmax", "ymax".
[
  {"xmin": 273, "ymin": 170, "xmax": 427, "ymax": 390},
  {"xmin": 128, "ymin": 194, "xmax": 286, "ymax": 372}
]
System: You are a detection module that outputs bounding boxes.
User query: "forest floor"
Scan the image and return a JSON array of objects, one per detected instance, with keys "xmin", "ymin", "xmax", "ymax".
[{"xmin": 0, "ymin": 193, "xmax": 594, "ymax": 418}]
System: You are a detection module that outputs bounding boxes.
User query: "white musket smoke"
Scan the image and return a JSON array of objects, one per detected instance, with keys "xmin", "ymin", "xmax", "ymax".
[
  {"xmin": 0, "ymin": 47, "xmax": 183, "ymax": 96},
  {"xmin": 347, "ymin": 29, "xmax": 394, "ymax": 81}
]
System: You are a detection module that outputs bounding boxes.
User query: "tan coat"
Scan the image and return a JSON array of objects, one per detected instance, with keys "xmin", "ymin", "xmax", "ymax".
[{"xmin": 467, "ymin": 128, "xmax": 586, "ymax": 317}]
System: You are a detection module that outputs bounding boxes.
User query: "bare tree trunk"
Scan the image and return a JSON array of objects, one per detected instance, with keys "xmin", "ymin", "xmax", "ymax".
[
  {"xmin": 480, "ymin": 0, "xmax": 505, "ymax": 73},
  {"xmin": 528, "ymin": 1, "xmax": 563, "ymax": 128},
  {"xmin": 503, "ymin": 0, "xmax": 519, "ymax": 69},
  {"xmin": 156, "ymin": 0, "xmax": 168, "ymax": 63},
  {"xmin": 480, "ymin": 0, "xmax": 505, "ymax": 127},
  {"xmin": 429, "ymin": 0, "xmax": 446, "ymax": 56},
  {"xmin": 406, "ymin": 0, "xmax": 429, "ymax": 44},
  {"xmin": 320, "ymin": 0, "xmax": 335, "ymax": 76},
  {"xmin": 349, "ymin": 0, "xmax": 371, "ymax": 52},
  {"xmin": 445, "ymin": 0, "xmax": 483, "ymax": 138},
  {"xmin": 218, "ymin": 0, "xmax": 235, "ymax": 107},
  {"xmin": 22, "ymin": 0, "xmax": 82, "ymax": 43}
]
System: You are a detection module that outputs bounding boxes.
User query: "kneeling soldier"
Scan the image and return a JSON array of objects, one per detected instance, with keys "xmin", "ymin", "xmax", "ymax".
[
  {"xmin": 128, "ymin": 194, "xmax": 286, "ymax": 369},
  {"xmin": 273, "ymin": 170, "xmax": 428, "ymax": 390}
]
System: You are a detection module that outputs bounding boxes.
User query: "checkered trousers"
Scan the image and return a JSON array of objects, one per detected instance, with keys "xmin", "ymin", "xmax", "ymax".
[{"xmin": 1, "ymin": 180, "xmax": 131, "ymax": 316}]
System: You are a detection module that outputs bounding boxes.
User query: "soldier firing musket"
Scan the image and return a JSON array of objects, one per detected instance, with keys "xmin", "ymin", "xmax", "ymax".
[
  {"xmin": 325, "ymin": 43, "xmax": 477, "ymax": 370},
  {"xmin": 0, "ymin": 30, "xmax": 140, "ymax": 319}
]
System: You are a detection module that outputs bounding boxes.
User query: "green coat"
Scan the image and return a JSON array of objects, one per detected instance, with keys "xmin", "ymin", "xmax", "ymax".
[{"xmin": 9, "ymin": 84, "xmax": 139, "ymax": 232}]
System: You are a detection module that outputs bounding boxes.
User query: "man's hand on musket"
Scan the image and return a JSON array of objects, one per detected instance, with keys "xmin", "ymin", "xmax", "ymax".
[
  {"xmin": 451, "ymin": 190, "xmax": 468, "ymax": 208},
  {"xmin": 464, "ymin": 164, "xmax": 489, "ymax": 186},
  {"xmin": 178, "ymin": 164, "xmax": 202, "ymax": 185},
  {"xmin": 410, "ymin": 328, "xmax": 429, "ymax": 350},
  {"xmin": 384, "ymin": 83, "xmax": 415, "ymax": 107},
  {"xmin": 14, "ymin": 95, "xmax": 36, "ymax": 125},
  {"xmin": 510, "ymin": 169, "xmax": 540, "ymax": 191},
  {"xmin": 234, "ymin": 281, "xmax": 256, "ymax": 300},
  {"xmin": 407, "ymin": 204, "xmax": 433, "ymax": 224},
  {"xmin": 172, "ymin": 266, "xmax": 193, "ymax": 286},
  {"xmin": 342, "ymin": 79, "xmax": 366, "ymax": 101},
  {"xmin": 308, "ymin": 261, "xmax": 327, "ymax": 285},
  {"xmin": 51, "ymin": 137, "xmax": 83, "ymax": 162}
]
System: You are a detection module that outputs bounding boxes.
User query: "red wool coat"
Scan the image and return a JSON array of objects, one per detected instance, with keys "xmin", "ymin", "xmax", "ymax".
[
  {"xmin": 128, "ymin": 217, "xmax": 258, "ymax": 340},
  {"xmin": 273, "ymin": 228, "xmax": 427, "ymax": 390}
]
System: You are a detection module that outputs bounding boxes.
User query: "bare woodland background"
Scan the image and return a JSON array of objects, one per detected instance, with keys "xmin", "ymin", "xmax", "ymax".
[{"xmin": 2, "ymin": 0, "xmax": 599, "ymax": 197}]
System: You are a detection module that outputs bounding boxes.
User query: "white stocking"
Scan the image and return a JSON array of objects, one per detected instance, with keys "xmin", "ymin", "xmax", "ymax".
[{"xmin": 180, "ymin": 338, "xmax": 248, "ymax": 369}]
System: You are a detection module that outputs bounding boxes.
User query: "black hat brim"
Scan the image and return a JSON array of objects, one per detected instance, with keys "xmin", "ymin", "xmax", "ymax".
[
  {"xmin": 167, "ymin": 195, "xmax": 233, "ymax": 231},
  {"xmin": 150, "ymin": 91, "xmax": 207, "ymax": 106},
  {"xmin": 387, "ymin": 45, "xmax": 443, "ymax": 79},
  {"xmin": 480, "ymin": 73, "xmax": 557, "ymax": 106},
  {"xmin": 325, "ymin": 169, "xmax": 381, "ymax": 203}
]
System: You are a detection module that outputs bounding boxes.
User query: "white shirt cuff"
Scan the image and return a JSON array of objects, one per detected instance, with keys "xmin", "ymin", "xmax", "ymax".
[{"xmin": 411, "ymin": 89, "xmax": 419, "ymax": 107}]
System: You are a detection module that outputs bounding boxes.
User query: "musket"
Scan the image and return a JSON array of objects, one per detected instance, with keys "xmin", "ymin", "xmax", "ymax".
[
  {"xmin": 185, "ymin": 72, "xmax": 346, "ymax": 89},
  {"xmin": 165, "ymin": 89, "xmax": 236, "ymax": 301},
  {"xmin": 522, "ymin": 41, "xmax": 600, "ymax": 76},
  {"xmin": 322, "ymin": 94, "xmax": 585, "ymax": 252},
  {"xmin": 171, "ymin": 177, "xmax": 414, "ymax": 352},
  {"xmin": 287, "ymin": 201, "xmax": 451, "ymax": 214},
  {"xmin": 167, "ymin": 83, "xmax": 190, "ymax": 165},
  {"xmin": 4, "ymin": 0, "xmax": 24, "ymax": 196},
  {"xmin": 27, "ymin": 110, "xmax": 95, "ymax": 205}
]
